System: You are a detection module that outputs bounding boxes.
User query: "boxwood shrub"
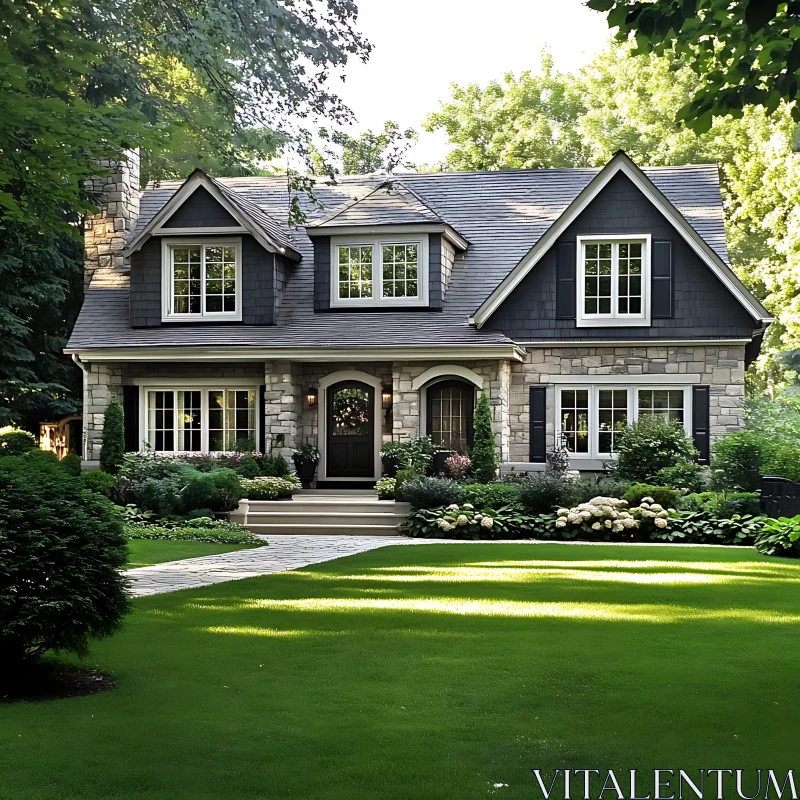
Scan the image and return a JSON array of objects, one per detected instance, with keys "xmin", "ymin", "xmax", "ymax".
[
  {"xmin": 0, "ymin": 456, "xmax": 129, "ymax": 670},
  {"xmin": 396, "ymin": 477, "xmax": 462, "ymax": 510},
  {"xmin": 460, "ymin": 482, "xmax": 521, "ymax": 510}
]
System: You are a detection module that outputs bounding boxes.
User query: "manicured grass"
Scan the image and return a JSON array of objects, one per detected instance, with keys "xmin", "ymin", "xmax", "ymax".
[
  {"xmin": 125, "ymin": 539, "xmax": 262, "ymax": 569},
  {"xmin": 2, "ymin": 544, "xmax": 799, "ymax": 799}
]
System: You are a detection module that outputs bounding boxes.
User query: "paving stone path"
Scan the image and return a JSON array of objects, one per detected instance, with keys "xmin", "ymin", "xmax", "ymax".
[{"xmin": 126, "ymin": 535, "xmax": 412, "ymax": 597}]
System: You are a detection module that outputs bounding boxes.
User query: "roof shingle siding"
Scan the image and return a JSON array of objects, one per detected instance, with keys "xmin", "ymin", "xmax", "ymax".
[
  {"xmin": 162, "ymin": 186, "xmax": 239, "ymax": 228},
  {"xmin": 70, "ymin": 164, "xmax": 748, "ymax": 351},
  {"xmin": 485, "ymin": 172, "xmax": 755, "ymax": 340}
]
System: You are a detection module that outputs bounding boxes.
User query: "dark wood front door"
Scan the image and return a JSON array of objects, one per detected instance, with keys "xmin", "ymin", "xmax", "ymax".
[{"xmin": 326, "ymin": 381, "xmax": 375, "ymax": 478}]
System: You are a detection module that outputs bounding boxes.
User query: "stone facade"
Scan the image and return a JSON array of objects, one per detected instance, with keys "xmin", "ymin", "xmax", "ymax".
[
  {"xmin": 508, "ymin": 345, "xmax": 746, "ymax": 463},
  {"xmin": 82, "ymin": 363, "xmax": 125, "ymax": 461},
  {"xmin": 83, "ymin": 150, "xmax": 141, "ymax": 287}
]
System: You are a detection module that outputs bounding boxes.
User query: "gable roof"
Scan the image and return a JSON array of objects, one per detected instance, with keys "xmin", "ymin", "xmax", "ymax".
[
  {"xmin": 67, "ymin": 158, "xmax": 767, "ymax": 355},
  {"xmin": 470, "ymin": 151, "xmax": 770, "ymax": 327},
  {"xmin": 125, "ymin": 169, "xmax": 302, "ymax": 261},
  {"xmin": 306, "ymin": 180, "xmax": 468, "ymax": 248}
]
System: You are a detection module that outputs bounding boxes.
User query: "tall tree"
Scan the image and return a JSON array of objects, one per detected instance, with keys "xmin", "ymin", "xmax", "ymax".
[
  {"xmin": 587, "ymin": 0, "xmax": 800, "ymax": 131},
  {"xmin": 0, "ymin": 0, "xmax": 370, "ymax": 429}
]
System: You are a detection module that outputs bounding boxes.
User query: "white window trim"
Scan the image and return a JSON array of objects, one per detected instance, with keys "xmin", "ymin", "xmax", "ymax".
[
  {"xmin": 161, "ymin": 237, "xmax": 243, "ymax": 322},
  {"xmin": 330, "ymin": 234, "xmax": 429, "ymax": 308},
  {"xmin": 555, "ymin": 384, "xmax": 692, "ymax": 460},
  {"xmin": 138, "ymin": 384, "xmax": 259, "ymax": 454},
  {"xmin": 576, "ymin": 234, "xmax": 651, "ymax": 328}
]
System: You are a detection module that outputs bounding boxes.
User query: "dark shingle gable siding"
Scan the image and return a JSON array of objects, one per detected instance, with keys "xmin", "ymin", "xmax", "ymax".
[
  {"xmin": 241, "ymin": 235, "xmax": 274, "ymax": 325},
  {"xmin": 429, "ymin": 233, "xmax": 443, "ymax": 311},
  {"xmin": 486, "ymin": 173, "xmax": 755, "ymax": 340},
  {"xmin": 129, "ymin": 238, "xmax": 162, "ymax": 327},
  {"xmin": 313, "ymin": 236, "xmax": 331, "ymax": 311},
  {"xmin": 161, "ymin": 186, "xmax": 239, "ymax": 228}
]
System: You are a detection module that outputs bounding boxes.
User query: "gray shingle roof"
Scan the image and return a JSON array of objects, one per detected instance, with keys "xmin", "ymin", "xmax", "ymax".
[{"xmin": 68, "ymin": 163, "xmax": 733, "ymax": 352}]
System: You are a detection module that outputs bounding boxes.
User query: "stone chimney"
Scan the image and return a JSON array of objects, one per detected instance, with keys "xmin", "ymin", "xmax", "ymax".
[{"xmin": 83, "ymin": 149, "xmax": 141, "ymax": 287}]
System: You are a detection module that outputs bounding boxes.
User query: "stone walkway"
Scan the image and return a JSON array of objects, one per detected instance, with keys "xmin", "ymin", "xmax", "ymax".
[{"xmin": 126, "ymin": 535, "xmax": 410, "ymax": 597}]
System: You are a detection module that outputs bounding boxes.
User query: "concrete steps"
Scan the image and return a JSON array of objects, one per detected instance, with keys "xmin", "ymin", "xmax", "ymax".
[{"xmin": 230, "ymin": 492, "xmax": 410, "ymax": 536}]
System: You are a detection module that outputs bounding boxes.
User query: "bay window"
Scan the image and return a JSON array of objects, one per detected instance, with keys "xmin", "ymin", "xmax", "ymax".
[
  {"xmin": 577, "ymin": 236, "xmax": 650, "ymax": 327},
  {"xmin": 144, "ymin": 387, "xmax": 257, "ymax": 452},
  {"xmin": 556, "ymin": 385, "xmax": 690, "ymax": 459},
  {"xmin": 162, "ymin": 238, "xmax": 241, "ymax": 321},
  {"xmin": 331, "ymin": 236, "xmax": 428, "ymax": 307}
]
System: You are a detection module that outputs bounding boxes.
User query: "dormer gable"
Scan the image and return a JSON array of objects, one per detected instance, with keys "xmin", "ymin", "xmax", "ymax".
[{"xmin": 305, "ymin": 181, "xmax": 467, "ymax": 311}]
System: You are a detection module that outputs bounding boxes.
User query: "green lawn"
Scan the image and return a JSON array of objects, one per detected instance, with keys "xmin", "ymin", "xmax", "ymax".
[
  {"xmin": 2, "ymin": 543, "xmax": 799, "ymax": 799},
  {"xmin": 125, "ymin": 539, "xmax": 263, "ymax": 569}
]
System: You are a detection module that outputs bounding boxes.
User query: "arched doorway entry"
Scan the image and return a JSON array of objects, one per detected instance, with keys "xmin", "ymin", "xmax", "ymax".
[
  {"xmin": 325, "ymin": 380, "xmax": 376, "ymax": 478},
  {"xmin": 425, "ymin": 379, "xmax": 475, "ymax": 451}
]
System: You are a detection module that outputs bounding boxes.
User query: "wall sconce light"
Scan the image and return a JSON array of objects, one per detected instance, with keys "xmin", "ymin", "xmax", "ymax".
[
  {"xmin": 381, "ymin": 387, "xmax": 393, "ymax": 409},
  {"xmin": 307, "ymin": 388, "xmax": 318, "ymax": 408}
]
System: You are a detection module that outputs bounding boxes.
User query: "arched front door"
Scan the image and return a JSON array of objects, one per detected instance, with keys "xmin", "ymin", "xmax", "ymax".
[
  {"xmin": 326, "ymin": 381, "xmax": 375, "ymax": 477},
  {"xmin": 426, "ymin": 379, "xmax": 475, "ymax": 451}
]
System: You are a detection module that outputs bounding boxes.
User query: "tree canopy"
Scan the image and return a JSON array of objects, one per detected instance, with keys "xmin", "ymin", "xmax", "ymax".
[{"xmin": 587, "ymin": 0, "xmax": 800, "ymax": 131}]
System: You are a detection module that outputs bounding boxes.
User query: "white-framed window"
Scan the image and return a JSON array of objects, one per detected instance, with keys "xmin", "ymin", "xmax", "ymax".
[
  {"xmin": 143, "ymin": 387, "xmax": 257, "ymax": 452},
  {"xmin": 330, "ymin": 235, "xmax": 429, "ymax": 308},
  {"xmin": 576, "ymin": 235, "xmax": 650, "ymax": 327},
  {"xmin": 162, "ymin": 238, "xmax": 242, "ymax": 321},
  {"xmin": 556, "ymin": 384, "xmax": 691, "ymax": 459}
]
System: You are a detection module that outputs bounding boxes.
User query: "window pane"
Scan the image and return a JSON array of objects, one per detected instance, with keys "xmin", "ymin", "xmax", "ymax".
[
  {"xmin": 178, "ymin": 390, "xmax": 202, "ymax": 451},
  {"xmin": 331, "ymin": 387, "xmax": 370, "ymax": 438},
  {"xmin": 338, "ymin": 246, "xmax": 373, "ymax": 299},
  {"xmin": 597, "ymin": 389, "xmax": 628, "ymax": 454},
  {"xmin": 381, "ymin": 242, "xmax": 419, "ymax": 299},
  {"xmin": 147, "ymin": 391, "xmax": 175, "ymax": 452},
  {"xmin": 638, "ymin": 389, "xmax": 684, "ymax": 425},
  {"xmin": 618, "ymin": 240, "xmax": 643, "ymax": 316},
  {"xmin": 205, "ymin": 243, "xmax": 236, "ymax": 314},
  {"xmin": 584, "ymin": 243, "xmax": 612, "ymax": 316},
  {"xmin": 172, "ymin": 246, "xmax": 201, "ymax": 315},
  {"xmin": 559, "ymin": 388, "xmax": 589, "ymax": 454},
  {"xmin": 429, "ymin": 382, "xmax": 471, "ymax": 451}
]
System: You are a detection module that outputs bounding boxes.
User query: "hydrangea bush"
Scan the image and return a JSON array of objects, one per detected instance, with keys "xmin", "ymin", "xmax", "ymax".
[
  {"xmin": 404, "ymin": 503, "xmax": 537, "ymax": 540},
  {"xmin": 375, "ymin": 477, "xmax": 396, "ymax": 500},
  {"xmin": 240, "ymin": 475, "xmax": 301, "ymax": 500},
  {"xmin": 554, "ymin": 496, "xmax": 681, "ymax": 541}
]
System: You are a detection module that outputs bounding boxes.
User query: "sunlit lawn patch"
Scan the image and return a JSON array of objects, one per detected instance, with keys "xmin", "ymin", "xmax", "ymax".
[{"xmin": 2, "ymin": 543, "xmax": 799, "ymax": 799}]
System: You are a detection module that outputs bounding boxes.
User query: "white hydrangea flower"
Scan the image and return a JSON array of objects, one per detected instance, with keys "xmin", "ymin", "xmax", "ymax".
[
  {"xmin": 555, "ymin": 519, "xmax": 567, "ymax": 528},
  {"xmin": 591, "ymin": 521, "xmax": 602, "ymax": 531},
  {"xmin": 475, "ymin": 513, "xmax": 484, "ymax": 521},
  {"xmin": 456, "ymin": 514, "xmax": 469, "ymax": 527},
  {"xmin": 650, "ymin": 503, "xmax": 664, "ymax": 512},
  {"xmin": 480, "ymin": 516, "xmax": 494, "ymax": 528},
  {"xmin": 440, "ymin": 521, "xmax": 453, "ymax": 532},
  {"xmin": 462, "ymin": 503, "xmax": 474, "ymax": 510},
  {"xmin": 604, "ymin": 519, "xmax": 612, "ymax": 528},
  {"xmin": 657, "ymin": 510, "xmax": 669, "ymax": 518},
  {"xmin": 612, "ymin": 522, "xmax": 623, "ymax": 533},
  {"xmin": 654, "ymin": 517, "xmax": 668, "ymax": 529},
  {"xmin": 622, "ymin": 518, "xmax": 636, "ymax": 529},
  {"xmin": 436, "ymin": 518, "xmax": 448, "ymax": 529},
  {"xmin": 447, "ymin": 504, "xmax": 460, "ymax": 512},
  {"xmin": 642, "ymin": 497, "xmax": 655, "ymax": 504},
  {"xmin": 579, "ymin": 511, "xmax": 593, "ymax": 520},
  {"xmin": 557, "ymin": 508, "xmax": 569, "ymax": 516}
]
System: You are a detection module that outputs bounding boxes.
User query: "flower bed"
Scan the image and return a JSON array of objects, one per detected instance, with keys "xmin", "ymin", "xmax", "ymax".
[
  {"xmin": 240, "ymin": 475, "xmax": 301, "ymax": 500},
  {"xmin": 124, "ymin": 516, "xmax": 262, "ymax": 545},
  {"xmin": 404, "ymin": 503, "xmax": 538, "ymax": 540}
]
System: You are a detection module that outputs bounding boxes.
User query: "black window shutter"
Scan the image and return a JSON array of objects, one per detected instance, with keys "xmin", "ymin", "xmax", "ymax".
[
  {"xmin": 651, "ymin": 240, "xmax": 673, "ymax": 319},
  {"xmin": 555, "ymin": 242, "xmax": 576, "ymax": 319},
  {"xmin": 122, "ymin": 386, "xmax": 140, "ymax": 452},
  {"xmin": 529, "ymin": 385, "xmax": 547, "ymax": 463},
  {"xmin": 258, "ymin": 384, "xmax": 266, "ymax": 453},
  {"xmin": 692, "ymin": 385, "xmax": 711, "ymax": 465}
]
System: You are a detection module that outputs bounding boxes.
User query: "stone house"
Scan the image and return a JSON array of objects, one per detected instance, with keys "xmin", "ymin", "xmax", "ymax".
[{"xmin": 67, "ymin": 151, "xmax": 771, "ymax": 483}]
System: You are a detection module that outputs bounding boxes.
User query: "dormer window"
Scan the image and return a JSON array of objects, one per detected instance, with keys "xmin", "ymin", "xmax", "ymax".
[
  {"xmin": 576, "ymin": 235, "xmax": 650, "ymax": 327},
  {"xmin": 162, "ymin": 238, "xmax": 242, "ymax": 322},
  {"xmin": 331, "ymin": 235, "xmax": 429, "ymax": 308}
]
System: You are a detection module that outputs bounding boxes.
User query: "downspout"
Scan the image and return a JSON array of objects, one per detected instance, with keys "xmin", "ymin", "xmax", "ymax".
[{"xmin": 71, "ymin": 353, "xmax": 89, "ymax": 460}]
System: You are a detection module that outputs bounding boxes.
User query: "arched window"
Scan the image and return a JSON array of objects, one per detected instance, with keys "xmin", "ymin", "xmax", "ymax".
[{"xmin": 426, "ymin": 380, "xmax": 475, "ymax": 451}]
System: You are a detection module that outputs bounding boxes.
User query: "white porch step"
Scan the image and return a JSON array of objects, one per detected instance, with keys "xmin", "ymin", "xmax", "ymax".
[
  {"xmin": 230, "ymin": 493, "xmax": 410, "ymax": 536},
  {"xmin": 241, "ymin": 523, "xmax": 403, "ymax": 536}
]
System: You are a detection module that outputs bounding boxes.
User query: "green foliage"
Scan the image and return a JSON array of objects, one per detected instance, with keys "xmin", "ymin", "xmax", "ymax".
[
  {"xmin": 124, "ymin": 518, "xmax": 262, "ymax": 546},
  {"xmin": 587, "ymin": 0, "xmax": 800, "ymax": 132},
  {"xmin": 381, "ymin": 438, "xmax": 435, "ymax": 476},
  {"xmin": 623, "ymin": 484, "xmax": 682, "ymax": 509},
  {"xmin": 100, "ymin": 397, "xmax": 125, "ymax": 475},
  {"xmin": 234, "ymin": 455, "xmax": 261, "ymax": 479},
  {"xmin": 181, "ymin": 469, "xmax": 242, "ymax": 513},
  {"xmin": 240, "ymin": 476, "xmax": 301, "ymax": 500},
  {"xmin": 80, "ymin": 470, "xmax": 116, "ymax": 497},
  {"xmin": 754, "ymin": 515, "xmax": 800, "ymax": 557},
  {"xmin": 291, "ymin": 445, "xmax": 319, "ymax": 467},
  {"xmin": 681, "ymin": 491, "xmax": 762, "ymax": 517},
  {"xmin": 460, "ymin": 483, "xmax": 522, "ymax": 510},
  {"xmin": 0, "ymin": 451, "xmax": 129, "ymax": 667},
  {"xmin": 711, "ymin": 431, "xmax": 767, "ymax": 490},
  {"xmin": 404, "ymin": 503, "xmax": 538, "ymax": 540},
  {"xmin": 471, "ymin": 393, "xmax": 497, "ymax": 484},
  {"xmin": 375, "ymin": 477, "xmax": 396, "ymax": 500},
  {"xmin": 0, "ymin": 430, "xmax": 36, "ymax": 455},
  {"xmin": 395, "ymin": 477, "xmax": 462, "ymax": 510},
  {"xmin": 518, "ymin": 473, "xmax": 581, "ymax": 514},
  {"xmin": 394, "ymin": 469, "xmax": 415, "ymax": 494},
  {"xmin": 61, "ymin": 452, "xmax": 82, "ymax": 476},
  {"xmin": 613, "ymin": 417, "xmax": 697, "ymax": 482},
  {"xmin": 652, "ymin": 462, "xmax": 706, "ymax": 492}
]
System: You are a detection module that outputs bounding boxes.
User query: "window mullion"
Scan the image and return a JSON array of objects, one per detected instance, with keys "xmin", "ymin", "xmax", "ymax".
[
  {"xmin": 612, "ymin": 243, "xmax": 619, "ymax": 319},
  {"xmin": 374, "ymin": 243, "xmax": 381, "ymax": 302},
  {"xmin": 200, "ymin": 245, "xmax": 206, "ymax": 318}
]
